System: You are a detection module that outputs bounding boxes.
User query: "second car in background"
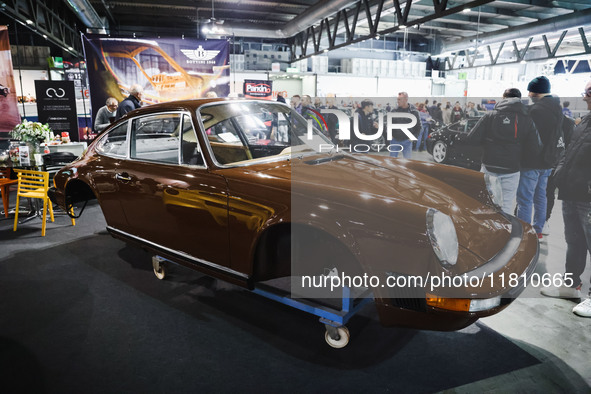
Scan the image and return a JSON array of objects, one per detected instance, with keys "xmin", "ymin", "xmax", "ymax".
[{"xmin": 426, "ymin": 117, "xmax": 483, "ymax": 170}]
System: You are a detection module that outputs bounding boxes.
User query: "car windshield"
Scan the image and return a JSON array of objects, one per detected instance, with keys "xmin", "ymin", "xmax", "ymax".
[{"xmin": 198, "ymin": 101, "xmax": 332, "ymax": 166}]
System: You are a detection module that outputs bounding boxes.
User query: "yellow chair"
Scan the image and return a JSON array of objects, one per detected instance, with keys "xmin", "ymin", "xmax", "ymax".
[{"xmin": 13, "ymin": 169, "xmax": 74, "ymax": 236}]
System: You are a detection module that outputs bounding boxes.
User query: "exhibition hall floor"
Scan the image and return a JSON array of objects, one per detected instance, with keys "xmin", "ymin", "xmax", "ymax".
[{"xmin": 1, "ymin": 152, "xmax": 589, "ymax": 393}]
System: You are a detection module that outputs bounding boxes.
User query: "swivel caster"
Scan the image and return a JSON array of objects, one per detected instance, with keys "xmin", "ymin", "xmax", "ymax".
[
  {"xmin": 324, "ymin": 325, "xmax": 350, "ymax": 348},
  {"xmin": 152, "ymin": 256, "xmax": 168, "ymax": 280}
]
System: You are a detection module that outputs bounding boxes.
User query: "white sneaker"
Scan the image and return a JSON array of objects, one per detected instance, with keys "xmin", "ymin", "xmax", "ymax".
[
  {"xmin": 541, "ymin": 222, "xmax": 550, "ymax": 235},
  {"xmin": 573, "ymin": 298, "xmax": 591, "ymax": 317},
  {"xmin": 540, "ymin": 283, "xmax": 582, "ymax": 299}
]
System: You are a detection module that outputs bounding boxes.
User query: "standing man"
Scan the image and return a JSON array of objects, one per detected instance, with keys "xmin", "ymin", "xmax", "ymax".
[
  {"xmin": 390, "ymin": 92, "xmax": 421, "ymax": 159},
  {"xmin": 451, "ymin": 102, "xmax": 464, "ymax": 123},
  {"xmin": 116, "ymin": 84, "xmax": 144, "ymax": 120},
  {"xmin": 94, "ymin": 97, "xmax": 118, "ymax": 133},
  {"xmin": 516, "ymin": 76, "xmax": 563, "ymax": 238},
  {"xmin": 324, "ymin": 96, "xmax": 340, "ymax": 144},
  {"xmin": 540, "ymin": 80, "xmax": 591, "ymax": 317},
  {"xmin": 351, "ymin": 99, "xmax": 378, "ymax": 149},
  {"xmin": 290, "ymin": 94, "xmax": 302, "ymax": 114},
  {"xmin": 466, "ymin": 88, "xmax": 542, "ymax": 214}
]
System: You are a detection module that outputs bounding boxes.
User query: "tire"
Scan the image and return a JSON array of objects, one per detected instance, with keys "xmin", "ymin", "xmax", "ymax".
[
  {"xmin": 432, "ymin": 140, "xmax": 448, "ymax": 164},
  {"xmin": 370, "ymin": 135, "xmax": 386, "ymax": 152}
]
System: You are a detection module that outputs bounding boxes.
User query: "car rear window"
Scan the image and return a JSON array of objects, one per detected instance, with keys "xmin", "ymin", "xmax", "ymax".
[
  {"xmin": 95, "ymin": 121, "xmax": 129, "ymax": 157},
  {"xmin": 130, "ymin": 113, "xmax": 182, "ymax": 164}
]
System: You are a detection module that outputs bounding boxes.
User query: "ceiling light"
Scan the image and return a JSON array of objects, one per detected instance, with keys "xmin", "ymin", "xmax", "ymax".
[
  {"xmin": 520, "ymin": 60, "xmax": 527, "ymax": 64},
  {"xmin": 26, "ymin": 19, "xmax": 33, "ymax": 25},
  {"xmin": 399, "ymin": 24, "xmax": 406, "ymax": 29},
  {"xmin": 67, "ymin": 46, "xmax": 73, "ymax": 50},
  {"xmin": 42, "ymin": 34, "xmax": 47, "ymax": 39},
  {"xmin": 462, "ymin": 8, "xmax": 470, "ymax": 13},
  {"xmin": 323, "ymin": 49, "xmax": 328, "ymax": 53}
]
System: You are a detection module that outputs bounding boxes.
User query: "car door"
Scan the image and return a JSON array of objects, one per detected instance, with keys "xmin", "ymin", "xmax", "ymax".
[
  {"xmin": 456, "ymin": 118, "xmax": 483, "ymax": 168},
  {"xmin": 116, "ymin": 112, "xmax": 230, "ymax": 268},
  {"xmin": 444, "ymin": 121, "xmax": 464, "ymax": 161},
  {"xmin": 90, "ymin": 120, "xmax": 132, "ymax": 230}
]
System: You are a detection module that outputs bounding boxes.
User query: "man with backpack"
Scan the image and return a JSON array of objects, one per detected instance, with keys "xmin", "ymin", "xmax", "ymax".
[
  {"xmin": 516, "ymin": 76, "xmax": 564, "ymax": 238},
  {"xmin": 466, "ymin": 88, "xmax": 542, "ymax": 214}
]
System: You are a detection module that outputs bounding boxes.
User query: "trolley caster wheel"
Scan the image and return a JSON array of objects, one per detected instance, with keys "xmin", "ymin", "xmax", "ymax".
[
  {"xmin": 152, "ymin": 256, "xmax": 168, "ymax": 280},
  {"xmin": 325, "ymin": 326, "xmax": 350, "ymax": 348}
]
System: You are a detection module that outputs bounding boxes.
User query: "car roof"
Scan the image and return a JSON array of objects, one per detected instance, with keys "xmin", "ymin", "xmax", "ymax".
[{"xmin": 119, "ymin": 97, "xmax": 260, "ymax": 120}]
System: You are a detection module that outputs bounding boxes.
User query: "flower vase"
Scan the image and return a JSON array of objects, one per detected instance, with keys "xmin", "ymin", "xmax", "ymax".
[{"xmin": 27, "ymin": 142, "xmax": 41, "ymax": 166}]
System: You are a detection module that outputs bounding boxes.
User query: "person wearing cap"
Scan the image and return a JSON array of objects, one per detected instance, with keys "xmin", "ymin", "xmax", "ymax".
[{"xmin": 516, "ymin": 76, "xmax": 563, "ymax": 238}]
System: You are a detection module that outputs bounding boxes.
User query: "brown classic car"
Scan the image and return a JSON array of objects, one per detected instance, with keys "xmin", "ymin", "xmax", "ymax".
[{"xmin": 50, "ymin": 98, "xmax": 539, "ymax": 337}]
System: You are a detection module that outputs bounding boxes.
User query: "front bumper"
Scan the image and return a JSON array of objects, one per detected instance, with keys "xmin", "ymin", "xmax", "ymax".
[{"xmin": 375, "ymin": 215, "xmax": 540, "ymax": 330}]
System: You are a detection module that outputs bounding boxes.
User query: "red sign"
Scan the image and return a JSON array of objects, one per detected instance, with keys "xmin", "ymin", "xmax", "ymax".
[{"xmin": 244, "ymin": 80, "xmax": 273, "ymax": 100}]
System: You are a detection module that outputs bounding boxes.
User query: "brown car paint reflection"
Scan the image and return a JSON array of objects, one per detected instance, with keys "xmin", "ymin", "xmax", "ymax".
[{"xmin": 50, "ymin": 99, "xmax": 539, "ymax": 331}]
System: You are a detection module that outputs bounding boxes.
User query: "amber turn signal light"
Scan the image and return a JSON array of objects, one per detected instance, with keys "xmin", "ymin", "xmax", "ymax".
[{"xmin": 426, "ymin": 293, "xmax": 471, "ymax": 312}]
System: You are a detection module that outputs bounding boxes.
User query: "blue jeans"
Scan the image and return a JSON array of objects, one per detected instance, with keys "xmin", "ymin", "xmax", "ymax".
[
  {"xmin": 415, "ymin": 124, "xmax": 430, "ymax": 151},
  {"xmin": 389, "ymin": 139, "xmax": 413, "ymax": 158},
  {"xmin": 481, "ymin": 166, "xmax": 520, "ymax": 215},
  {"xmin": 516, "ymin": 168, "xmax": 552, "ymax": 233},
  {"xmin": 563, "ymin": 200, "xmax": 591, "ymax": 292}
]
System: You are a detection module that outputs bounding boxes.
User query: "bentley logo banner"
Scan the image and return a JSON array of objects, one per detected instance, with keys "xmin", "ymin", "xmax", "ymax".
[
  {"xmin": 82, "ymin": 35, "xmax": 230, "ymax": 129},
  {"xmin": 0, "ymin": 25, "xmax": 21, "ymax": 134}
]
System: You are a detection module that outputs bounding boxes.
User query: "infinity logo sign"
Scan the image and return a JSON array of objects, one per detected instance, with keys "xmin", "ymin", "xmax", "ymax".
[{"xmin": 46, "ymin": 88, "xmax": 66, "ymax": 98}]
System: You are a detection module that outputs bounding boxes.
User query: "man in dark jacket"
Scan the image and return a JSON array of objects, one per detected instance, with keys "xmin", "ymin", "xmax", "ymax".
[
  {"xmin": 115, "ymin": 84, "xmax": 143, "ymax": 120},
  {"xmin": 390, "ymin": 92, "xmax": 421, "ymax": 158},
  {"xmin": 516, "ymin": 76, "xmax": 563, "ymax": 237},
  {"xmin": 351, "ymin": 99, "xmax": 378, "ymax": 148},
  {"xmin": 466, "ymin": 88, "xmax": 542, "ymax": 214},
  {"xmin": 540, "ymin": 80, "xmax": 591, "ymax": 318}
]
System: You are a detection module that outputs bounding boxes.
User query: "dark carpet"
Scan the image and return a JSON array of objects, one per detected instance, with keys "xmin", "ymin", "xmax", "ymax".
[{"xmin": 0, "ymin": 203, "xmax": 540, "ymax": 393}]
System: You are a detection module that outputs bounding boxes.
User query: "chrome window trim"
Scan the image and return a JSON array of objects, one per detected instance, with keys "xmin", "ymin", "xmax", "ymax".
[
  {"xmin": 95, "ymin": 120, "xmax": 130, "ymax": 159},
  {"xmin": 195, "ymin": 100, "xmax": 321, "ymax": 169},
  {"xmin": 96, "ymin": 110, "xmax": 208, "ymax": 169}
]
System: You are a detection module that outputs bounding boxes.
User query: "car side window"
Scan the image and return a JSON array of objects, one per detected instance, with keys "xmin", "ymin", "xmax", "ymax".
[
  {"xmin": 95, "ymin": 121, "xmax": 129, "ymax": 157},
  {"xmin": 130, "ymin": 113, "xmax": 181, "ymax": 164},
  {"xmin": 180, "ymin": 114, "xmax": 205, "ymax": 166}
]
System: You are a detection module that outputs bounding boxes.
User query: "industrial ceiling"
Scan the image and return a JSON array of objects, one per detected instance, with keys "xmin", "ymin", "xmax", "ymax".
[{"xmin": 2, "ymin": 0, "xmax": 591, "ymax": 68}]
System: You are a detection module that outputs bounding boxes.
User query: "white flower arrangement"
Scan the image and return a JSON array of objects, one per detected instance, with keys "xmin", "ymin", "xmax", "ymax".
[{"xmin": 10, "ymin": 120, "xmax": 52, "ymax": 144}]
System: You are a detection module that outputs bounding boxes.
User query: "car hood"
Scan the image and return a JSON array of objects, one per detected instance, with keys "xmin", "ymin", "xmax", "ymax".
[{"xmin": 241, "ymin": 153, "xmax": 511, "ymax": 263}]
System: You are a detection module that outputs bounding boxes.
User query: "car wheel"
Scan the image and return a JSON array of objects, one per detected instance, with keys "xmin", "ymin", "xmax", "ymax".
[
  {"xmin": 370, "ymin": 135, "xmax": 386, "ymax": 152},
  {"xmin": 325, "ymin": 326, "xmax": 350, "ymax": 348},
  {"xmin": 432, "ymin": 140, "xmax": 448, "ymax": 163}
]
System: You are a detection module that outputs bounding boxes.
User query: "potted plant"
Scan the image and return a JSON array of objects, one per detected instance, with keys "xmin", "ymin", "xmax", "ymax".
[
  {"xmin": 10, "ymin": 120, "xmax": 52, "ymax": 165},
  {"xmin": 10, "ymin": 120, "xmax": 52, "ymax": 146}
]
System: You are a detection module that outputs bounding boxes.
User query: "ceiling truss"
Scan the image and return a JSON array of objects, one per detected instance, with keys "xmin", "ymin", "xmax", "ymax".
[
  {"xmin": 0, "ymin": 0, "xmax": 83, "ymax": 57},
  {"xmin": 288, "ymin": 0, "xmax": 497, "ymax": 61},
  {"xmin": 443, "ymin": 27, "xmax": 591, "ymax": 70}
]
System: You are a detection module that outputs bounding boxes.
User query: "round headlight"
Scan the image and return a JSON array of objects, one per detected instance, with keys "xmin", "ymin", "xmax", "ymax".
[
  {"xmin": 484, "ymin": 173, "xmax": 503, "ymax": 208},
  {"xmin": 426, "ymin": 208, "xmax": 459, "ymax": 266}
]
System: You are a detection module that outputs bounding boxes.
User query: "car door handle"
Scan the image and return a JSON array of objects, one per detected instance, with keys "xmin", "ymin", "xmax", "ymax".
[{"xmin": 115, "ymin": 173, "xmax": 132, "ymax": 182}]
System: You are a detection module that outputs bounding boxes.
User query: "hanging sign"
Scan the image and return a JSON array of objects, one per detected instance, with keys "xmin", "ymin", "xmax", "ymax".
[{"xmin": 243, "ymin": 80, "xmax": 273, "ymax": 100}]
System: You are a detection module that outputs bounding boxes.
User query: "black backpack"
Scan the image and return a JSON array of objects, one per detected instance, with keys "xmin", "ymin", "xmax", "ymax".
[{"xmin": 543, "ymin": 114, "xmax": 568, "ymax": 167}]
